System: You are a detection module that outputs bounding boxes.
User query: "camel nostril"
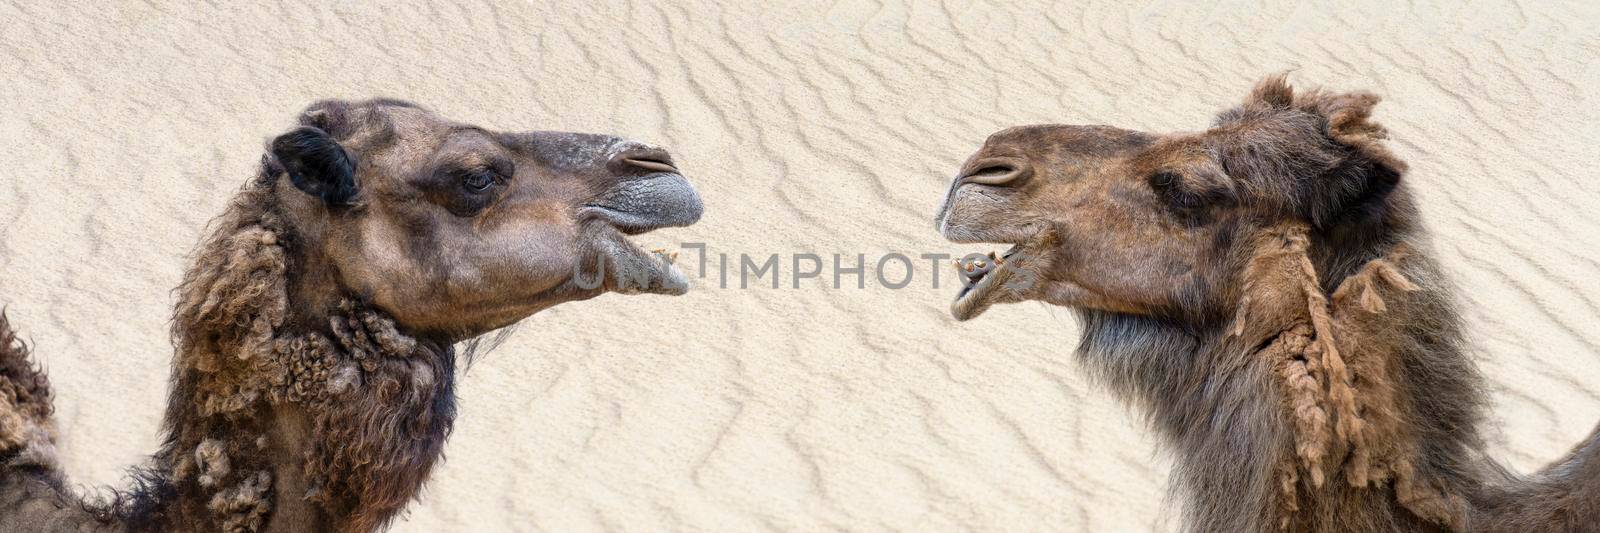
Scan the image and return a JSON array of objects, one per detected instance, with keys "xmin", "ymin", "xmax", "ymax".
[
  {"xmin": 624, "ymin": 157, "xmax": 678, "ymax": 173},
  {"xmin": 962, "ymin": 160, "xmax": 1028, "ymax": 186},
  {"xmin": 616, "ymin": 147, "xmax": 679, "ymax": 174}
]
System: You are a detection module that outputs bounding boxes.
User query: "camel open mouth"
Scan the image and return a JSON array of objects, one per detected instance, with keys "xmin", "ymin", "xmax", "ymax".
[
  {"xmin": 579, "ymin": 169, "xmax": 702, "ymax": 296},
  {"xmin": 951, "ymin": 244, "xmax": 1025, "ymax": 321},
  {"xmin": 608, "ymin": 230, "xmax": 691, "ymax": 295},
  {"xmin": 582, "ymin": 220, "xmax": 693, "ymax": 297}
]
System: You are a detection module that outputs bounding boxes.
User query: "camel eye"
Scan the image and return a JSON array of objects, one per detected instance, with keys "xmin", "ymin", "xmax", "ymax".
[
  {"xmin": 1149, "ymin": 171, "xmax": 1210, "ymax": 218},
  {"xmin": 463, "ymin": 168, "xmax": 496, "ymax": 192},
  {"xmin": 1148, "ymin": 171, "xmax": 1180, "ymax": 191}
]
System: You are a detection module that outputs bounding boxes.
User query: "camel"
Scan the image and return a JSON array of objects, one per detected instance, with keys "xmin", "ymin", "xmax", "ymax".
[
  {"xmin": 0, "ymin": 99, "xmax": 702, "ymax": 532},
  {"xmin": 936, "ymin": 75, "xmax": 1600, "ymax": 532}
]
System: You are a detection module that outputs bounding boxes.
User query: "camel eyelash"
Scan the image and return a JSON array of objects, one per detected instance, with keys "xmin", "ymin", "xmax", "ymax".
[
  {"xmin": 1150, "ymin": 171, "xmax": 1236, "ymax": 211},
  {"xmin": 1149, "ymin": 172, "xmax": 1199, "ymax": 208},
  {"xmin": 1148, "ymin": 171, "xmax": 1182, "ymax": 191}
]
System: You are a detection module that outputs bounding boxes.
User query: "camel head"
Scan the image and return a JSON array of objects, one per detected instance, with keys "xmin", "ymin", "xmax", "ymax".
[
  {"xmin": 267, "ymin": 99, "xmax": 703, "ymax": 340},
  {"xmin": 936, "ymin": 76, "xmax": 1406, "ymax": 323}
]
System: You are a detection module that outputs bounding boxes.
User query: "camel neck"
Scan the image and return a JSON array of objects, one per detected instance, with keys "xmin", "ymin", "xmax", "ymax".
[
  {"xmin": 1074, "ymin": 246, "xmax": 1491, "ymax": 531},
  {"xmin": 148, "ymin": 298, "xmax": 457, "ymax": 532},
  {"xmin": 132, "ymin": 184, "xmax": 459, "ymax": 532}
]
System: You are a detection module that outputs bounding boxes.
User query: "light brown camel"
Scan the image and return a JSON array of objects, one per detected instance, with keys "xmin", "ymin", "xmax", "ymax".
[
  {"xmin": 0, "ymin": 99, "xmax": 702, "ymax": 532},
  {"xmin": 937, "ymin": 76, "xmax": 1600, "ymax": 532}
]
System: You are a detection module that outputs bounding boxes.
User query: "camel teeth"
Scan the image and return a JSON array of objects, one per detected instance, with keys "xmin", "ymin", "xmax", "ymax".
[
  {"xmin": 650, "ymin": 248, "xmax": 666, "ymax": 255},
  {"xmin": 668, "ymin": 252, "xmax": 678, "ymax": 263}
]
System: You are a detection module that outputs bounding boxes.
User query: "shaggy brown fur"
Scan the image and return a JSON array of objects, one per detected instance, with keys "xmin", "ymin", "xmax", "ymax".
[
  {"xmin": 0, "ymin": 99, "xmax": 701, "ymax": 532},
  {"xmin": 937, "ymin": 75, "xmax": 1600, "ymax": 531}
]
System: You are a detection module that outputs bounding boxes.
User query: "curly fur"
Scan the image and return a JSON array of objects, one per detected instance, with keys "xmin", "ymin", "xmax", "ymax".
[
  {"xmin": 1, "ymin": 96, "xmax": 694, "ymax": 532},
  {"xmin": 0, "ymin": 172, "xmax": 457, "ymax": 532},
  {"xmin": 0, "ymin": 312, "xmax": 55, "ymax": 471},
  {"xmin": 0, "ymin": 97, "xmax": 686, "ymax": 532}
]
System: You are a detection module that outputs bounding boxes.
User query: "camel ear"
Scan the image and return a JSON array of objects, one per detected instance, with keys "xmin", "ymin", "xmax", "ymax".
[
  {"xmin": 271, "ymin": 126, "xmax": 358, "ymax": 206},
  {"xmin": 1217, "ymin": 75, "xmax": 1407, "ymax": 228},
  {"xmin": 1297, "ymin": 83, "xmax": 1406, "ymax": 228},
  {"xmin": 1305, "ymin": 126, "xmax": 1402, "ymax": 228}
]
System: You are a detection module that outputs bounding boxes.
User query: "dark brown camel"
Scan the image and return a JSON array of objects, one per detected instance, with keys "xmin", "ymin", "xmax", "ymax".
[
  {"xmin": 937, "ymin": 75, "xmax": 1600, "ymax": 532},
  {"xmin": 0, "ymin": 99, "xmax": 702, "ymax": 532}
]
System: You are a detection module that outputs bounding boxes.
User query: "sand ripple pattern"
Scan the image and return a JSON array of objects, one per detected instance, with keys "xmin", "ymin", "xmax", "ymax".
[{"xmin": 2, "ymin": 1, "xmax": 1599, "ymax": 531}]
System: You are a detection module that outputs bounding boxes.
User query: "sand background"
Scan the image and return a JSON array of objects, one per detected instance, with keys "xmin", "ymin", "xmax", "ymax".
[{"xmin": 3, "ymin": 1, "xmax": 1599, "ymax": 531}]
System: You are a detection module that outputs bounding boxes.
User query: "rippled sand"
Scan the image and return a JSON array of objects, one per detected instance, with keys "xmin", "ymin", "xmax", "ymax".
[{"xmin": 2, "ymin": 2, "xmax": 1598, "ymax": 531}]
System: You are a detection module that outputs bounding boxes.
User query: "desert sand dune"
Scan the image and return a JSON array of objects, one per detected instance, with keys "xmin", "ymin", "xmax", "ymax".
[{"xmin": 1, "ymin": 1, "xmax": 1598, "ymax": 531}]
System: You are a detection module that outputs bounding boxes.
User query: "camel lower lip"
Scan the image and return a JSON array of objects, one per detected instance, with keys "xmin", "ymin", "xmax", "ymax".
[
  {"xmin": 951, "ymin": 245, "xmax": 1023, "ymax": 320},
  {"xmin": 607, "ymin": 236, "xmax": 690, "ymax": 295},
  {"xmin": 575, "ymin": 223, "xmax": 691, "ymax": 296}
]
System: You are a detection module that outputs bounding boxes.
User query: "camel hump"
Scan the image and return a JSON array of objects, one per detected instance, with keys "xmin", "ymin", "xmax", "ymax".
[
  {"xmin": 0, "ymin": 310, "xmax": 59, "ymax": 471},
  {"xmin": 1473, "ymin": 423, "xmax": 1600, "ymax": 531},
  {"xmin": 0, "ymin": 313, "xmax": 125, "ymax": 533}
]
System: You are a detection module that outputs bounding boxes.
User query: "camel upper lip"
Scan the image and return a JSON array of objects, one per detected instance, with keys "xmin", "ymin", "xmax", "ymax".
[{"xmin": 580, "ymin": 171, "xmax": 704, "ymax": 235}]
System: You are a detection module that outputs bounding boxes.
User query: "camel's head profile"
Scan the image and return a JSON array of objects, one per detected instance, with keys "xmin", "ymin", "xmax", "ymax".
[
  {"xmin": 936, "ymin": 76, "xmax": 1407, "ymax": 323},
  {"xmin": 267, "ymin": 99, "xmax": 703, "ymax": 340}
]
